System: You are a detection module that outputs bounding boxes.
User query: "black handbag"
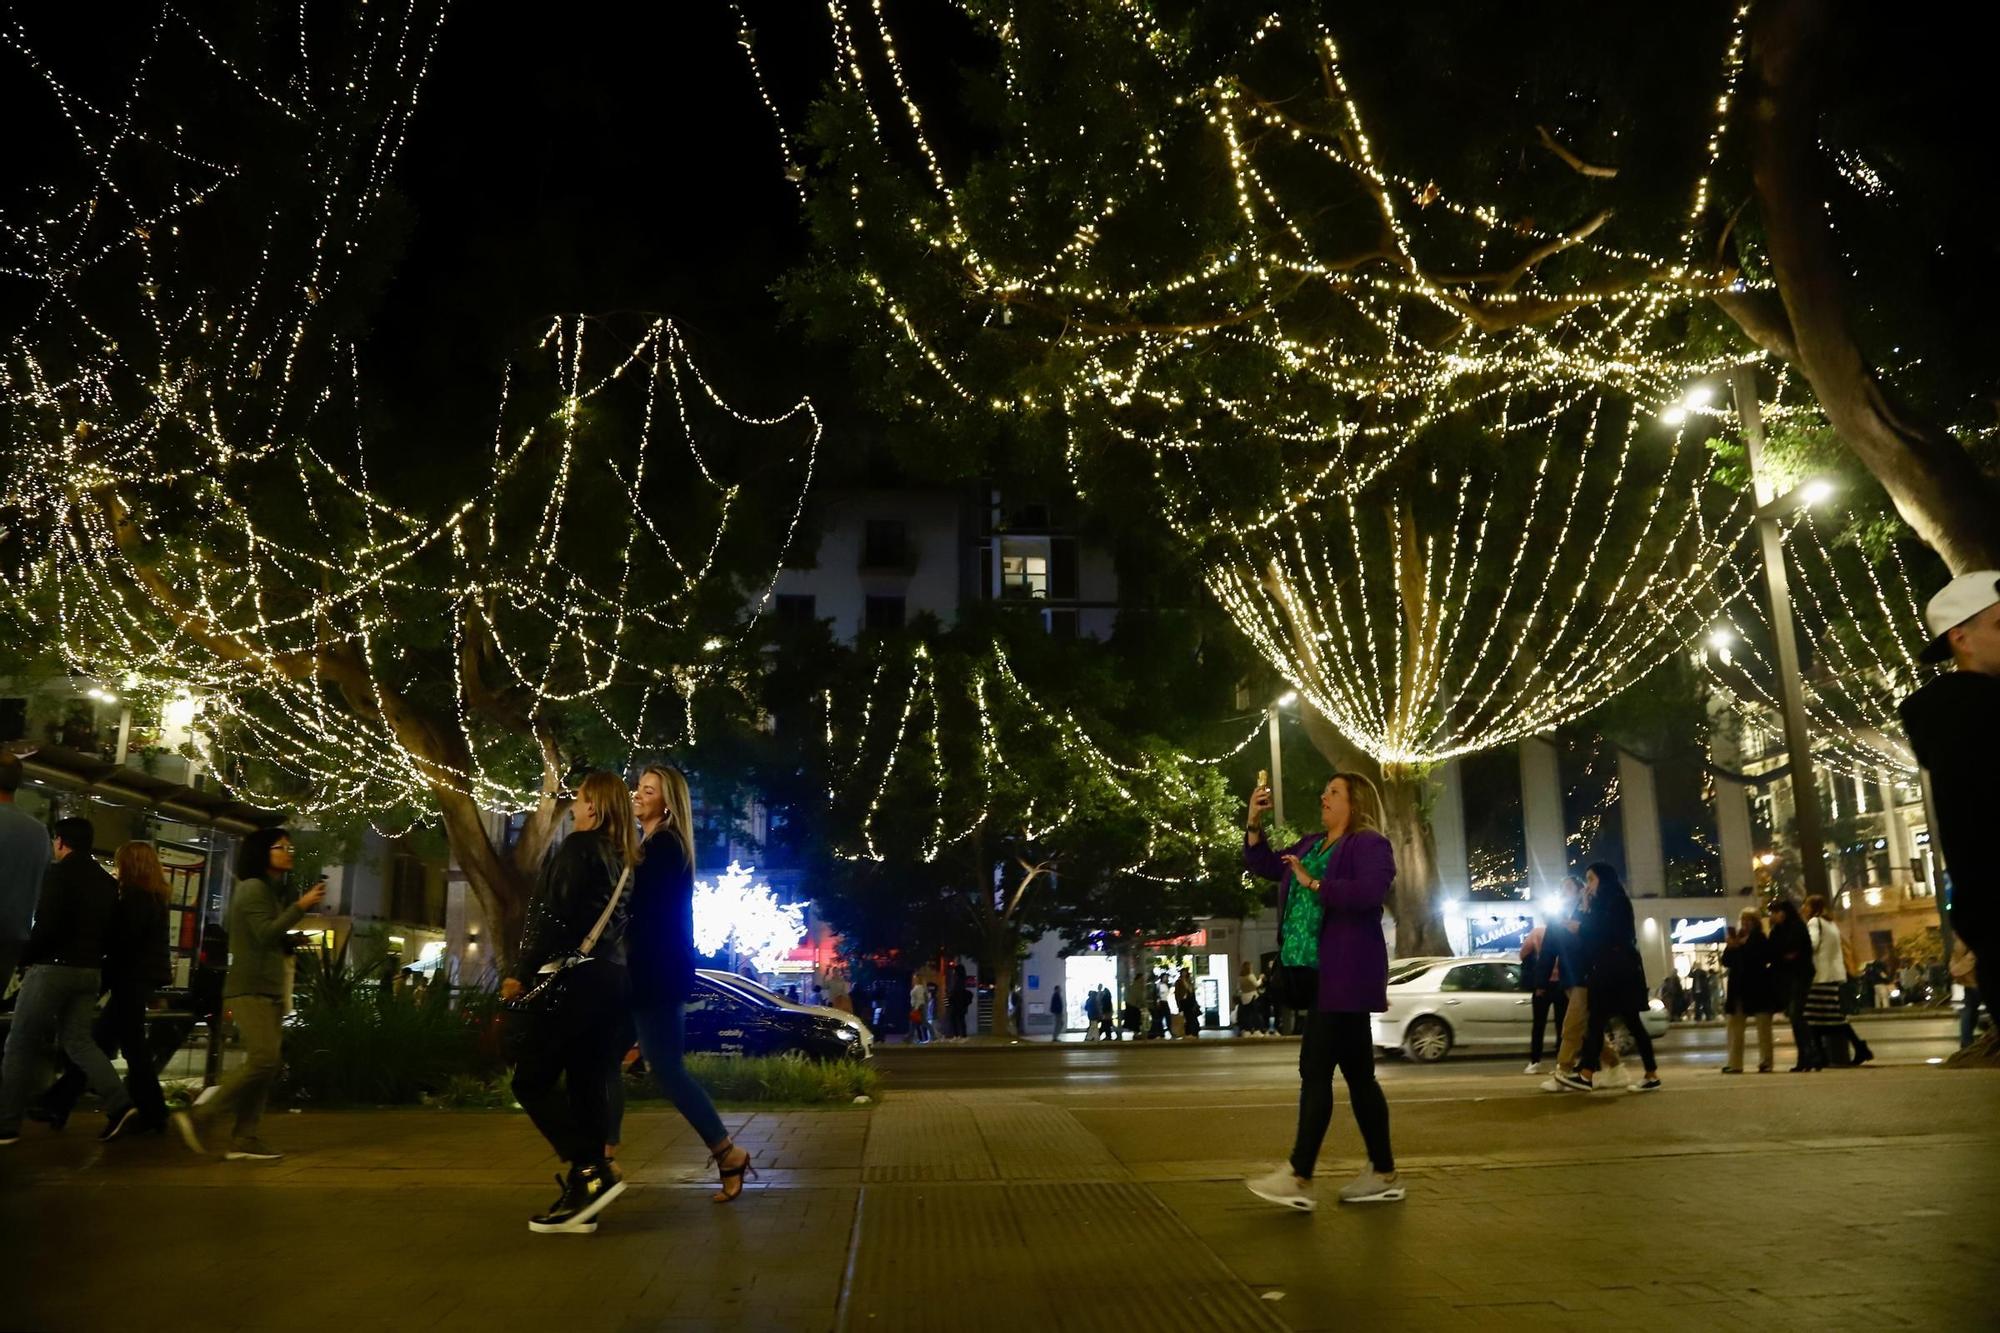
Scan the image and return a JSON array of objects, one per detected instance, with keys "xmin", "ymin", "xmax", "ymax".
[{"xmin": 503, "ymin": 864, "xmax": 631, "ymax": 1014}]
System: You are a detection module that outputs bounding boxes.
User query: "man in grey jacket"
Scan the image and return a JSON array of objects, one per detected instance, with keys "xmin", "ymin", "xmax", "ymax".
[
  {"xmin": 0, "ymin": 817, "xmax": 132, "ymax": 1144},
  {"xmin": 0, "ymin": 754, "xmax": 52, "ymax": 999}
]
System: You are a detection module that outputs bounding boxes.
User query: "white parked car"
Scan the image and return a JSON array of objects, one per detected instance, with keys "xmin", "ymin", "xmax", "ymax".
[{"xmin": 1372, "ymin": 956, "xmax": 1669, "ymax": 1063}]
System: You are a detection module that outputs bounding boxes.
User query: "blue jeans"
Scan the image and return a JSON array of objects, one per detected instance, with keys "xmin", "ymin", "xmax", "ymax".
[
  {"xmin": 605, "ymin": 999, "xmax": 726, "ymax": 1150},
  {"xmin": 0, "ymin": 965, "xmax": 131, "ymax": 1133}
]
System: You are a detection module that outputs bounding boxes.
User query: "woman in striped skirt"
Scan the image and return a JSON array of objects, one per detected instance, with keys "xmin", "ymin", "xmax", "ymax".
[{"xmin": 1804, "ymin": 894, "xmax": 1874, "ymax": 1067}]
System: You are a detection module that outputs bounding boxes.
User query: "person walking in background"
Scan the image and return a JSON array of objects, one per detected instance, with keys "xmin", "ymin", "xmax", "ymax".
[
  {"xmin": 37, "ymin": 842, "xmax": 176, "ymax": 1136},
  {"xmin": 1899, "ymin": 571, "xmax": 1999, "ymax": 1016},
  {"xmin": 1521, "ymin": 921, "xmax": 1567, "ymax": 1074},
  {"xmin": 172, "ymin": 828, "xmax": 325, "ymax": 1161},
  {"xmin": 1244, "ymin": 772, "xmax": 1404, "ymax": 1210},
  {"xmin": 0, "ymin": 819, "xmax": 133, "ymax": 1145},
  {"xmin": 499, "ymin": 772, "xmax": 636, "ymax": 1234},
  {"xmin": 617, "ymin": 765, "xmax": 754, "ymax": 1204},
  {"xmin": 1766, "ymin": 899, "xmax": 1821, "ymax": 1071},
  {"xmin": 949, "ymin": 975, "xmax": 971, "ymax": 1039},
  {"xmin": 1081, "ymin": 985, "xmax": 1100, "ymax": 1040},
  {"xmin": 1720, "ymin": 908, "xmax": 1779, "ymax": 1073},
  {"xmin": 0, "ymin": 754, "xmax": 52, "ymax": 1007},
  {"xmin": 1554, "ymin": 863, "xmax": 1662, "ymax": 1094},
  {"xmin": 1050, "ymin": 985, "xmax": 1065, "ymax": 1040},
  {"xmin": 1238, "ymin": 962, "xmax": 1263, "ymax": 1036},
  {"xmin": 1539, "ymin": 877, "xmax": 1621, "ymax": 1091},
  {"xmin": 1659, "ymin": 968, "xmax": 1687, "ymax": 1023},
  {"xmin": 1690, "ymin": 965, "xmax": 1715, "ymax": 1022},
  {"xmin": 1804, "ymin": 895, "xmax": 1873, "ymax": 1066},
  {"xmin": 1097, "ymin": 984, "xmax": 1116, "ymax": 1040},
  {"xmin": 1177, "ymin": 971, "xmax": 1203, "ymax": 1039},
  {"xmin": 1952, "ymin": 943, "xmax": 1984, "ymax": 1048},
  {"xmin": 908, "ymin": 975, "xmax": 933, "ymax": 1043}
]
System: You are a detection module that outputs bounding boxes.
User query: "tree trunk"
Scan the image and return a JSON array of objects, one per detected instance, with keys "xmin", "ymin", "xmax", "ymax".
[
  {"xmin": 1734, "ymin": 0, "xmax": 2000, "ymax": 573},
  {"xmin": 431, "ymin": 786, "xmax": 530, "ymax": 971},
  {"xmin": 1378, "ymin": 766, "xmax": 1450, "ymax": 959},
  {"xmin": 988, "ymin": 952, "xmax": 1017, "ymax": 1039},
  {"xmin": 1296, "ymin": 702, "xmax": 1450, "ymax": 960}
]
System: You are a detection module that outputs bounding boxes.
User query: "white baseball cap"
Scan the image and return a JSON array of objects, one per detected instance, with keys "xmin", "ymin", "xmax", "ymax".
[{"xmin": 1920, "ymin": 569, "xmax": 2000, "ymax": 663}]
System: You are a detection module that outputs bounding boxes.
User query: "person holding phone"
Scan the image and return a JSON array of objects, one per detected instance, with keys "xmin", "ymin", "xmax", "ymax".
[
  {"xmin": 172, "ymin": 828, "xmax": 325, "ymax": 1161},
  {"xmin": 1243, "ymin": 772, "xmax": 1403, "ymax": 1211}
]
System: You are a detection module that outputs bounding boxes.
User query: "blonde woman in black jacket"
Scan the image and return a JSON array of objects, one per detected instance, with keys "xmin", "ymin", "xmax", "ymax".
[{"xmin": 502, "ymin": 771, "xmax": 638, "ymax": 1235}]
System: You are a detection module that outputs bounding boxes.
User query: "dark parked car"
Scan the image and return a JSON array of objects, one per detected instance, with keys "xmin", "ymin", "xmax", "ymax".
[{"xmin": 685, "ymin": 972, "xmax": 870, "ymax": 1063}]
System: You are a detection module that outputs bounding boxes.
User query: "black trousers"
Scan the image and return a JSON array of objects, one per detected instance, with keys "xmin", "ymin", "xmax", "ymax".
[
  {"xmin": 509, "ymin": 962, "xmax": 628, "ymax": 1167},
  {"xmin": 1529, "ymin": 989, "xmax": 1568, "ymax": 1064},
  {"xmin": 42, "ymin": 982, "xmax": 168, "ymax": 1126},
  {"xmin": 1290, "ymin": 1010, "xmax": 1394, "ymax": 1178},
  {"xmin": 1579, "ymin": 992, "xmax": 1658, "ymax": 1075}
]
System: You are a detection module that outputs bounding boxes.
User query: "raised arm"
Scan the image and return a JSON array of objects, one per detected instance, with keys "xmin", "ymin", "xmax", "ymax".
[{"xmin": 1243, "ymin": 830, "xmax": 1289, "ymax": 883}]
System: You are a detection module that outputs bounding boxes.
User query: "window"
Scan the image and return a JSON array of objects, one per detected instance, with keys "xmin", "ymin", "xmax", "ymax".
[
  {"xmin": 773, "ymin": 594, "xmax": 816, "ymax": 626},
  {"xmin": 1001, "ymin": 552, "xmax": 1049, "ymax": 598},
  {"xmin": 1441, "ymin": 962, "xmax": 1517, "ymax": 991},
  {"xmin": 388, "ymin": 856, "xmax": 442, "ymax": 926},
  {"xmin": 864, "ymin": 595, "xmax": 906, "ymax": 632},
  {"xmin": 862, "ymin": 519, "xmax": 910, "ymax": 570}
]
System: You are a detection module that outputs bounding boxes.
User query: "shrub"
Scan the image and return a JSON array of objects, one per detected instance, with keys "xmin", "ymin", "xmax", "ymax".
[
  {"xmin": 675, "ymin": 1052, "xmax": 880, "ymax": 1105},
  {"xmin": 279, "ymin": 943, "xmax": 506, "ymax": 1105}
]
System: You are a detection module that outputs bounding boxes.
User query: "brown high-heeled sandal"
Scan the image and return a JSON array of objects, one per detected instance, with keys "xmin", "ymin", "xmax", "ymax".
[{"xmin": 712, "ymin": 1143, "xmax": 756, "ymax": 1203}]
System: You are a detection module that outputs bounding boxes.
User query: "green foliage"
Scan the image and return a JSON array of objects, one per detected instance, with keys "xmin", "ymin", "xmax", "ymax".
[
  {"xmin": 674, "ymin": 1052, "xmax": 880, "ymax": 1106},
  {"xmin": 280, "ymin": 944, "xmax": 507, "ymax": 1105}
]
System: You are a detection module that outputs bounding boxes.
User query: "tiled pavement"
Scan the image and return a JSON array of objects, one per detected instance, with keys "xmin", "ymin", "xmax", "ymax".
[{"xmin": 4, "ymin": 1066, "xmax": 1996, "ymax": 1331}]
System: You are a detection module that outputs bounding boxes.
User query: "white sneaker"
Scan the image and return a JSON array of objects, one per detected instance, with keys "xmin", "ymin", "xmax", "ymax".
[
  {"xmin": 1337, "ymin": 1169, "xmax": 1406, "ymax": 1204},
  {"xmin": 1524, "ymin": 1061, "xmax": 1545, "ymax": 1075},
  {"xmin": 1245, "ymin": 1167, "xmax": 1316, "ymax": 1212}
]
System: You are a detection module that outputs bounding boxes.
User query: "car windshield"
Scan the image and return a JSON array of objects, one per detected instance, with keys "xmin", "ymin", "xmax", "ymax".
[{"xmin": 1387, "ymin": 960, "xmax": 1436, "ymax": 986}]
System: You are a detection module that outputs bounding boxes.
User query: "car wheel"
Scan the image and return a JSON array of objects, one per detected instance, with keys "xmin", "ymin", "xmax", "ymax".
[{"xmin": 1404, "ymin": 1016, "xmax": 1452, "ymax": 1063}]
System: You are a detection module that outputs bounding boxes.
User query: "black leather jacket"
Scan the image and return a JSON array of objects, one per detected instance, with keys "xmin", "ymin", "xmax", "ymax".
[{"xmin": 513, "ymin": 828, "xmax": 629, "ymax": 980}]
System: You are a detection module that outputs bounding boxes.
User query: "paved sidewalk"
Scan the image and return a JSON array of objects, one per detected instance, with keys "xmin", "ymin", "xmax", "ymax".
[{"xmin": 4, "ymin": 1066, "xmax": 1996, "ymax": 1331}]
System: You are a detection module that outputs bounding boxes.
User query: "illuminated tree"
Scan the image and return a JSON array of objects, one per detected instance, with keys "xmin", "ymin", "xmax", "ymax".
[
  {"xmin": 0, "ymin": 4, "xmax": 818, "ymax": 959},
  {"xmin": 805, "ymin": 634, "xmax": 1253, "ymax": 1036},
  {"xmin": 751, "ymin": 1, "xmax": 1777, "ymax": 950}
]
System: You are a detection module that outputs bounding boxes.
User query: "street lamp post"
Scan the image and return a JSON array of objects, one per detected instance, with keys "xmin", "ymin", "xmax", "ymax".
[
  {"xmin": 1731, "ymin": 364, "xmax": 1832, "ymax": 906},
  {"xmin": 1266, "ymin": 693, "xmax": 1294, "ymax": 827}
]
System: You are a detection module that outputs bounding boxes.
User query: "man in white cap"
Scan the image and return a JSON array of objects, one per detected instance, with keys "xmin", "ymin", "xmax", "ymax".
[{"xmin": 1899, "ymin": 569, "xmax": 2000, "ymax": 998}]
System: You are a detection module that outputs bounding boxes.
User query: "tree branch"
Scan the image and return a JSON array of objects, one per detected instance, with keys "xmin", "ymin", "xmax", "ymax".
[{"xmin": 1535, "ymin": 124, "xmax": 1619, "ymax": 178}]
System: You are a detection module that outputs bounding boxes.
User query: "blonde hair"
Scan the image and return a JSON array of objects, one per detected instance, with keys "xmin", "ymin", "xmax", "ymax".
[
  {"xmin": 115, "ymin": 841, "xmax": 172, "ymax": 902},
  {"xmin": 576, "ymin": 770, "xmax": 640, "ymax": 870},
  {"xmin": 640, "ymin": 763, "xmax": 696, "ymax": 867},
  {"xmin": 1329, "ymin": 771, "xmax": 1383, "ymax": 835}
]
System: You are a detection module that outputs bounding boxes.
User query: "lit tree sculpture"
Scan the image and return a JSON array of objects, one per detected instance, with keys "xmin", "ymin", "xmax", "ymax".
[{"xmin": 1, "ymin": 5, "xmax": 818, "ymax": 957}]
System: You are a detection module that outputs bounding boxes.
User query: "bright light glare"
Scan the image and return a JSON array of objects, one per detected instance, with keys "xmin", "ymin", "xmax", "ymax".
[
  {"xmin": 1706, "ymin": 627, "xmax": 1735, "ymax": 651},
  {"xmin": 1799, "ymin": 478, "xmax": 1836, "ymax": 506},
  {"xmin": 1661, "ymin": 406, "xmax": 1689, "ymax": 426},
  {"xmin": 1682, "ymin": 384, "xmax": 1716, "ymax": 410},
  {"xmin": 1275, "ymin": 691, "xmax": 1297, "ymax": 707},
  {"xmin": 692, "ymin": 862, "xmax": 805, "ymax": 968}
]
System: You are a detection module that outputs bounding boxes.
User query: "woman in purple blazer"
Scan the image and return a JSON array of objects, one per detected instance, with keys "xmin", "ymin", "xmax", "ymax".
[{"xmin": 1242, "ymin": 771, "xmax": 1404, "ymax": 1211}]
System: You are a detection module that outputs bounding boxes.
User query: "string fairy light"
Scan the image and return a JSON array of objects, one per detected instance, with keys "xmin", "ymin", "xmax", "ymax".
[
  {"xmin": 819, "ymin": 639, "xmax": 1248, "ymax": 885},
  {"xmin": 1, "ymin": 5, "xmax": 821, "ymax": 832},
  {"xmin": 1702, "ymin": 510, "xmax": 1936, "ymax": 782}
]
